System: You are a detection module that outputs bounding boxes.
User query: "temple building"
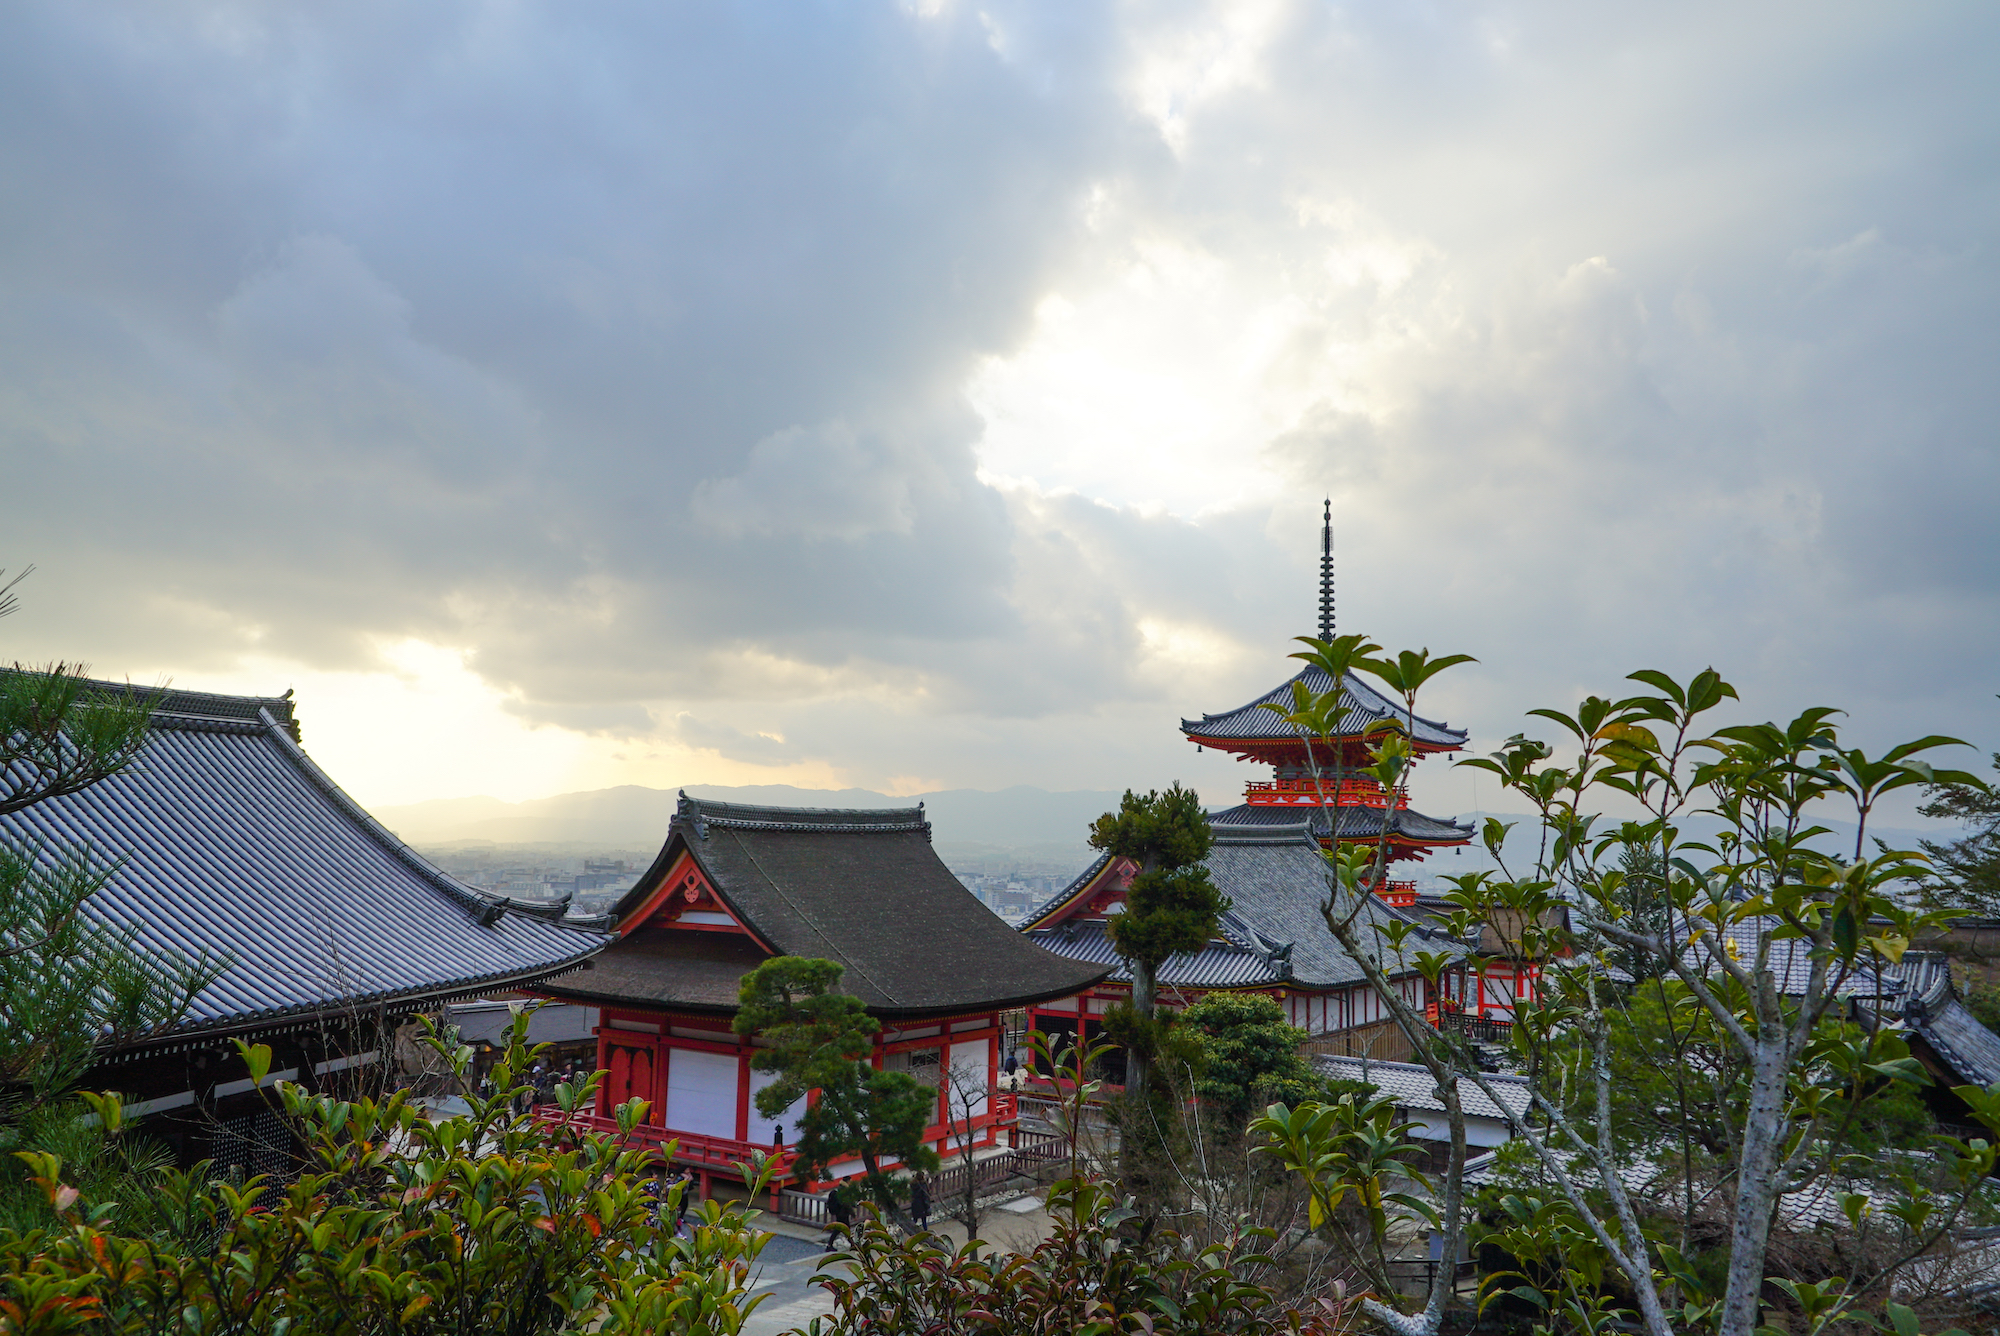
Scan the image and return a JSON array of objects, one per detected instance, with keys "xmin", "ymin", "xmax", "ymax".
[
  {"xmin": 1023, "ymin": 503, "xmax": 1543, "ymax": 1062},
  {"xmin": 1020, "ymin": 824, "xmax": 1470, "ymax": 1068},
  {"xmin": 0, "ymin": 679, "xmax": 606, "ymax": 1172},
  {"xmin": 534, "ymin": 795, "xmax": 1108, "ymax": 1200},
  {"xmin": 1183, "ymin": 502, "xmax": 1474, "ymax": 891}
]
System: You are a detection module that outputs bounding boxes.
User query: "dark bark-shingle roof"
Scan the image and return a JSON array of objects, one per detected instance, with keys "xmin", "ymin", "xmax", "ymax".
[
  {"xmin": 0, "ymin": 683, "xmax": 605, "ymax": 1045},
  {"xmin": 560, "ymin": 795, "xmax": 1109, "ymax": 1019}
]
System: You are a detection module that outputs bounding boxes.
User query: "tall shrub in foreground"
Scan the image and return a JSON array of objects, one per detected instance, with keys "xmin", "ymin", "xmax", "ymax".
[
  {"xmin": 1089, "ymin": 784, "xmax": 1227, "ymax": 1097},
  {"xmin": 1255, "ymin": 641, "xmax": 1998, "ymax": 1336},
  {"xmin": 0, "ymin": 1014, "xmax": 774, "ymax": 1335}
]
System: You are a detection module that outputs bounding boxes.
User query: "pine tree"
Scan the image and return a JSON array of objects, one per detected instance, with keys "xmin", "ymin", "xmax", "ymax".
[
  {"xmin": 1919, "ymin": 750, "xmax": 2000, "ymax": 915},
  {"xmin": 1088, "ymin": 784, "xmax": 1228, "ymax": 1096}
]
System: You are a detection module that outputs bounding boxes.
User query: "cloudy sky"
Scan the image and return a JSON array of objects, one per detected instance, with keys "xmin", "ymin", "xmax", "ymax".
[{"xmin": 4, "ymin": 1, "xmax": 1995, "ymax": 820}]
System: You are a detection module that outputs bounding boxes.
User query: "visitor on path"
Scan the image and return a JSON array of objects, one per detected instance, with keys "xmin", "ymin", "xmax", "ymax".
[
  {"xmin": 823, "ymin": 1178, "xmax": 856, "ymax": 1251},
  {"xmin": 908, "ymin": 1171, "xmax": 931, "ymax": 1234},
  {"xmin": 674, "ymin": 1166, "xmax": 697, "ymax": 1234},
  {"xmin": 644, "ymin": 1164, "xmax": 670, "ymax": 1235}
]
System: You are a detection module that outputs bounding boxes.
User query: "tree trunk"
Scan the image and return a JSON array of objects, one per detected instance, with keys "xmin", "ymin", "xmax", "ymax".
[
  {"xmin": 1126, "ymin": 957, "xmax": 1156, "ymax": 1095},
  {"xmin": 1719, "ymin": 1031, "xmax": 1790, "ymax": 1336}
]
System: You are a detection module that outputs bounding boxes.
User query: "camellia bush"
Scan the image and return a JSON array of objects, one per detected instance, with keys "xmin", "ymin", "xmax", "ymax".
[
  {"xmin": 803, "ymin": 1175, "xmax": 1357, "ymax": 1336},
  {"xmin": 0, "ymin": 1015, "xmax": 775, "ymax": 1336},
  {"xmin": 1251, "ymin": 637, "xmax": 2000, "ymax": 1336},
  {"xmin": 801, "ymin": 1037, "xmax": 1361, "ymax": 1336}
]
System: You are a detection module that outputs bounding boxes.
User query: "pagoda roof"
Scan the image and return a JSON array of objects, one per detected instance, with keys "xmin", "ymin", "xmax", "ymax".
[
  {"xmin": 0, "ymin": 678, "xmax": 606, "ymax": 1047},
  {"xmin": 1208, "ymin": 800, "xmax": 1473, "ymax": 846},
  {"xmin": 1182, "ymin": 666, "xmax": 1468, "ymax": 752},
  {"xmin": 1022, "ymin": 825, "xmax": 1468, "ymax": 993},
  {"xmin": 542, "ymin": 795, "xmax": 1109, "ymax": 1019}
]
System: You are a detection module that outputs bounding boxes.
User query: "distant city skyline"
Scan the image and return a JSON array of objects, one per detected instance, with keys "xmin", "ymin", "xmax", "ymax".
[{"xmin": 5, "ymin": 3, "xmax": 1994, "ymax": 823}]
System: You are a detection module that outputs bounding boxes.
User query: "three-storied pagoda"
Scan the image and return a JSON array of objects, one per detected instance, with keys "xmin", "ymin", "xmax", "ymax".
[
  {"xmin": 1184, "ymin": 501, "xmax": 1473, "ymax": 893},
  {"xmin": 1023, "ymin": 504, "xmax": 1540, "ymax": 1058}
]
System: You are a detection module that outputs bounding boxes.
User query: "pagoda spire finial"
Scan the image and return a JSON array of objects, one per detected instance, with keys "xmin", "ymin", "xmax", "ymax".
[{"xmin": 1318, "ymin": 497, "xmax": 1335, "ymax": 642}]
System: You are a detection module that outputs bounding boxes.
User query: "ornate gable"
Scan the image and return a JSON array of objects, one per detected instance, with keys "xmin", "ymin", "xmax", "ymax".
[{"xmin": 621, "ymin": 850, "xmax": 763, "ymax": 942}]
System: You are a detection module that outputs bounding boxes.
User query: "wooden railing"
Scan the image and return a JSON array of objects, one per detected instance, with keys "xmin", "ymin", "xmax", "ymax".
[
  {"xmin": 1366, "ymin": 880, "xmax": 1418, "ymax": 906},
  {"xmin": 1301, "ymin": 1019, "xmax": 1415, "ymax": 1065},
  {"xmin": 1429, "ymin": 1007, "xmax": 1514, "ymax": 1043},
  {"xmin": 1243, "ymin": 778, "xmax": 1407, "ymax": 809},
  {"xmin": 930, "ymin": 1127, "xmax": 1069, "ymax": 1210},
  {"xmin": 778, "ymin": 1128, "xmax": 1073, "ymax": 1228},
  {"xmin": 529, "ymin": 1108, "xmax": 797, "ymax": 1179},
  {"xmin": 779, "ymin": 1187, "xmax": 829, "ymax": 1227}
]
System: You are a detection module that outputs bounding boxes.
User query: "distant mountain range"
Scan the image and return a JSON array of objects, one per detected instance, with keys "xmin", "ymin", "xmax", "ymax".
[
  {"xmin": 375, "ymin": 782, "xmax": 1950, "ymax": 884},
  {"xmin": 375, "ymin": 783, "xmax": 1128, "ymax": 875}
]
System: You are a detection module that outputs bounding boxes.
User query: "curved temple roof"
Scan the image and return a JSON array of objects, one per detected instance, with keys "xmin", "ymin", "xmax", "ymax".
[
  {"xmin": 1182, "ymin": 666, "xmax": 1468, "ymax": 752},
  {"xmin": 1205, "ymin": 800, "xmax": 1473, "ymax": 845},
  {"xmin": 542, "ymin": 794, "xmax": 1110, "ymax": 1019},
  {"xmin": 0, "ymin": 678, "xmax": 606, "ymax": 1045},
  {"xmin": 1022, "ymin": 825, "xmax": 1469, "ymax": 993}
]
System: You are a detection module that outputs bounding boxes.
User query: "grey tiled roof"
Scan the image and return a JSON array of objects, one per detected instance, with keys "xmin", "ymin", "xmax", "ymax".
[
  {"xmin": 1027, "ymin": 918, "xmax": 1279, "ymax": 990},
  {"xmin": 1883, "ymin": 953, "xmax": 2000, "ymax": 1089},
  {"xmin": 1182, "ymin": 667, "xmax": 1468, "ymax": 749},
  {"xmin": 1912, "ymin": 998, "xmax": 2000, "ymax": 1089},
  {"xmin": 0, "ymin": 686, "xmax": 606, "ymax": 1043},
  {"xmin": 551, "ymin": 795, "xmax": 1110, "ymax": 1018},
  {"xmin": 1207, "ymin": 800, "xmax": 1474, "ymax": 845},
  {"xmin": 1676, "ymin": 917, "xmax": 1901, "ymax": 999},
  {"xmin": 1313, "ymin": 1054, "xmax": 1531, "ymax": 1124},
  {"xmin": 679, "ymin": 799, "xmax": 933, "ymax": 835},
  {"xmin": 1022, "ymin": 826, "xmax": 1469, "ymax": 992}
]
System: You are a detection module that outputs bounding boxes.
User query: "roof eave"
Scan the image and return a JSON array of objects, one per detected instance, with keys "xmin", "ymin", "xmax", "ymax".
[{"xmin": 97, "ymin": 947, "xmax": 608, "ymax": 1061}]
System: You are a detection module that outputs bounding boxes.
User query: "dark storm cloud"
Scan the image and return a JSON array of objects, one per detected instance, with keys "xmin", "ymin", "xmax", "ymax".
[
  {"xmin": 0, "ymin": 0, "xmax": 1134, "ymax": 699},
  {"xmin": 2, "ymin": 0, "xmax": 1996, "ymax": 798}
]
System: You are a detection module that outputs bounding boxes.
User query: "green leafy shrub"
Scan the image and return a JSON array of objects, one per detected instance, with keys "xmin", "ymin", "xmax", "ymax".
[
  {"xmin": 1176, "ymin": 992, "xmax": 1322, "ymax": 1126},
  {"xmin": 0, "ymin": 1015, "xmax": 774, "ymax": 1335},
  {"xmin": 803, "ymin": 1175, "xmax": 1358, "ymax": 1336}
]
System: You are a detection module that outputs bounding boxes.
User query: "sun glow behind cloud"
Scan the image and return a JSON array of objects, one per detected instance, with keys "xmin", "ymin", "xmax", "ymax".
[
  {"xmin": 2, "ymin": 0, "xmax": 1994, "ymax": 817},
  {"xmin": 969, "ymin": 193, "xmax": 1443, "ymax": 519},
  {"xmin": 139, "ymin": 641, "xmax": 856, "ymax": 808}
]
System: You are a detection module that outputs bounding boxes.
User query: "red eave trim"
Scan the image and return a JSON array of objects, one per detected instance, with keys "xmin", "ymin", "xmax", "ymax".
[
  {"xmin": 1184, "ymin": 734, "xmax": 1463, "ymax": 757},
  {"xmin": 618, "ymin": 847, "xmax": 778, "ymax": 954},
  {"xmin": 1020, "ymin": 856, "xmax": 1132, "ymax": 932}
]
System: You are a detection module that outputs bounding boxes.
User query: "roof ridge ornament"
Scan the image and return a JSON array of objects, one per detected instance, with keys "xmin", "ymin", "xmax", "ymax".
[
  {"xmin": 1319, "ymin": 496, "xmax": 1335, "ymax": 642},
  {"xmin": 676, "ymin": 789, "xmax": 708, "ymax": 841}
]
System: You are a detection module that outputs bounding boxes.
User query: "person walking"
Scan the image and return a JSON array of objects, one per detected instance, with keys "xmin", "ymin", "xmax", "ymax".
[
  {"xmin": 823, "ymin": 1178, "xmax": 855, "ymax": 1251},
  {"xmin": 642, "ymin": 1164, "xmax": 670, "ymax": 1239},
  {"xmin": 674, "ymin": 1166, "xmax": 697, "ymax": 1235},
  {"xmin": 908, "ymin": 1171, "xmax": 931, "ymax": 1235}
]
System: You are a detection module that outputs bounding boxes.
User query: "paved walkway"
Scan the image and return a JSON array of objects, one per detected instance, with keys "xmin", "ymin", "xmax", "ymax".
[{"xmin": 736, "ymin": 1192, "xmax": 1062, "ymax": 1335}]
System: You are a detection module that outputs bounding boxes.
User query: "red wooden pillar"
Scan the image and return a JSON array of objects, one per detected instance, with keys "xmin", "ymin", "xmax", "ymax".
[{"xmin": 735, "ymin": 1049, "xmax": 752, "ymax": 1143}]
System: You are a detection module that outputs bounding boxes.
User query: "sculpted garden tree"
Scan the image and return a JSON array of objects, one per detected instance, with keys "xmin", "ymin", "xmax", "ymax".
[
  {"xmin": 733, "ymin": 955, "xmax": 939, "ymax": 1217},
  {"xmin": 1176, "ymin": 992, "xmax": 1324, "ymax": 1128},
  {"xmin": 1253, "ymin": 636, "xmax": 1998, "ymax": 1336},
  {"xmin": 1089, "ymin": 784, "xmax": 1228, "ymax": 1097},
  {"xmin": 0, "ymin": 578, "xmax": 224, "ymax": 1223}
]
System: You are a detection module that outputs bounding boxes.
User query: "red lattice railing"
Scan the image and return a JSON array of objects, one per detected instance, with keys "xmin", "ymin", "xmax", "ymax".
[
  {"xmin": 1367, "ymin": 880, "xmax": 1418, "ymax": 906},
  {"xmin": 1242, "ymin": 778, "xmax": 1407, "ymax": 809}
]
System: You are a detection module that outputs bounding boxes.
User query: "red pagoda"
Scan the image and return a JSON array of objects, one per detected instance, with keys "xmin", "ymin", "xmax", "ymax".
[{"xmin": 1184, "ymin": 501, "xmax": 1473, "ymax": 900}]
